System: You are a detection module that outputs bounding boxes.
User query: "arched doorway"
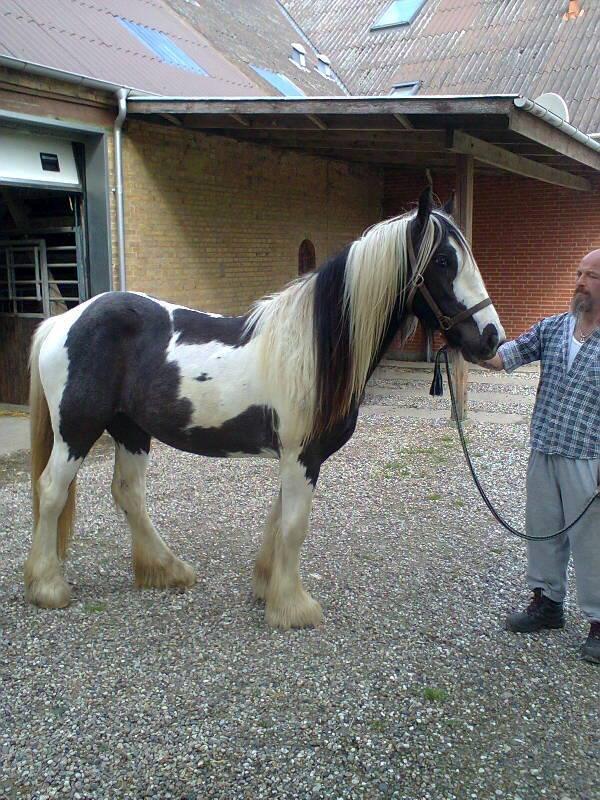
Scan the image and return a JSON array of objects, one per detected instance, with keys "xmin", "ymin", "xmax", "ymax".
[{"xmin": 298, "ymin": 239, "xmax": 316, "ymax": 275}]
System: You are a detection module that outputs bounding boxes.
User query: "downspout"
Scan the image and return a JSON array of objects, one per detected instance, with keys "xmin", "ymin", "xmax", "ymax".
[{"xmin": 114, "ymin": 88, "xmax": 129, "ymax": 291}]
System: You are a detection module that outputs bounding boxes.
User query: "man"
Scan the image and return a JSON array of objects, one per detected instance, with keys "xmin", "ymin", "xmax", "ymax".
[{"xmin": 484, "ymin": 249, "xmax": 600, "ymax": 664}]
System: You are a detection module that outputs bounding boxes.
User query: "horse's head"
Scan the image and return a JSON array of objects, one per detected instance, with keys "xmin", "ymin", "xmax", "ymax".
[{"xmin": 409, "ymin": 188, "xmax": 505, "ymax": 362}]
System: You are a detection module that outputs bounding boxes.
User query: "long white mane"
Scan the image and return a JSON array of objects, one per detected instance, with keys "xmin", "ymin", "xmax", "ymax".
[
  {"xmin": 343, "ymin": 214, "xmax": 439, "ymax": 413},
  {"xmin": 246, "ymin": 212, "xmax": 441, "ymax": 443}
]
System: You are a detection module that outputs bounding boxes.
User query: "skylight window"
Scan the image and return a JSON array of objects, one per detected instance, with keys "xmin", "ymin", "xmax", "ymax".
[
  {"xmin": 251, "ymin": 65, "xmax": 305, "ymax": 97},
  {"xmin": 371, "ymin": 0, "xmax": 427, "ymax": 30},
  {"xmin": 391, "ymin": 80, "xmax": 421, "ymax": 96},
  {"xmin": 119, "ymin": 18, "xmax": 208, "ymax": 75}
]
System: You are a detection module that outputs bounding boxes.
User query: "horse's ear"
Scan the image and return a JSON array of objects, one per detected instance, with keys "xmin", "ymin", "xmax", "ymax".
[
  {"xmin": 415, "ymin": 186, "xmax": 432, "ymax": 232},
  {"xmin": 442, "ymin": 191, "xmax": 455, "ymax": 217}
]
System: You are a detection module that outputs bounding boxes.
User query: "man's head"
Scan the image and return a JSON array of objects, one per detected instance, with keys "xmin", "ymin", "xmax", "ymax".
[{"xmin": 571, "ymin": 249, "xmax": 600, "ymax": 315}]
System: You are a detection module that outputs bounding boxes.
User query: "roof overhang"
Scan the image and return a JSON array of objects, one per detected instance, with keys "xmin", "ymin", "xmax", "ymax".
[{"xmin": 126, "ymin": 94, "xmax": 600, "ymax": 192}]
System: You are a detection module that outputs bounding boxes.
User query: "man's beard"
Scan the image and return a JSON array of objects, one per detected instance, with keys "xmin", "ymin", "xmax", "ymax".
[{"xmin": 571, "ymin": 291, "xmax": 593, "ymax": 314}]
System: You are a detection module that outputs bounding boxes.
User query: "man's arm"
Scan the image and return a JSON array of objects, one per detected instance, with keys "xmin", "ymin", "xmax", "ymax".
[
  {"xmin": 481, "ymin": 320, "xmax": 544, "ymax": 373},
  {"xmin": 481, "ymin": 351, "xmax": 505, "ymax": 371}
]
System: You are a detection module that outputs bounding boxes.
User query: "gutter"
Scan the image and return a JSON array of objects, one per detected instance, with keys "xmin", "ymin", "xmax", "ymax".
[
  {"xmin": 114, "ymin": 88, "xmax": 128, "ymax": 292},
  {"xmin": 0, "ymin": 54, "xmax": 149, "ymax": 96},
  {"xmin": 514, "ymin": 96, "xmax": 600, "ymax": 154}
]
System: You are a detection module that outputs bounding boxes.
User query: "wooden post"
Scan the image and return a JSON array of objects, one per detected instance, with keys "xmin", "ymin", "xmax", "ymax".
[{"xmin": 451, "ymin": 154, "xmax": 474, "ymax": 421}]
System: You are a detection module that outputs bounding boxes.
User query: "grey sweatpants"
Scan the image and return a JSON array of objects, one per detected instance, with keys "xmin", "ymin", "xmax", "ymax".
[{"xmin": 526, "ymin": 449, "xmax": 600, "ymax": 621}]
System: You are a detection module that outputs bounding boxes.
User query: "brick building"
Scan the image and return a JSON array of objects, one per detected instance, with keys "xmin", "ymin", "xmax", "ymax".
[{"xmin": 1, "ymin": 0, "xmax": 599, "ymax": 402}]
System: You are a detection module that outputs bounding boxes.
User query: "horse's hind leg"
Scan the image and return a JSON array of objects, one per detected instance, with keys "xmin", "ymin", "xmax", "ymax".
[
  {"xmin": 265, "ymin": 453, "xmax": 323, "ymax": 630},
  {"xmin": 25, "ymin": 438, "xmax": 82, "ymax": 608},
  {"xmin": 109, "ymin": 422, "xmax": 196, "ymax": 590},
  {"xmin": 253, "ymin": 489, "xmax": 281, "ymax": 601}
]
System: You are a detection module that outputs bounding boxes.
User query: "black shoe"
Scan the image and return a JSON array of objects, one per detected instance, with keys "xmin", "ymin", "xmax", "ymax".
[
  {"xmin": 581, "ymin": 622, "xmax": 600, "ymax": 664},
  {"xmin": 506, "ymin": 588, "xmax": 565, "ymax": 633}
]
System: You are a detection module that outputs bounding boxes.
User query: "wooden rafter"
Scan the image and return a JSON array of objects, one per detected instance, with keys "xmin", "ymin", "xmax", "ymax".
[{"xmin": 449, "ymin": 130, "xmax": 591, "ymax": 191}]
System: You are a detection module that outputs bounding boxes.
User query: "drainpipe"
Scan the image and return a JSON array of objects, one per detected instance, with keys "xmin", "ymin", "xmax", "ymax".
[{"xmin": 114, "ymin": 88, "xmax": 129, "ymax": 291}]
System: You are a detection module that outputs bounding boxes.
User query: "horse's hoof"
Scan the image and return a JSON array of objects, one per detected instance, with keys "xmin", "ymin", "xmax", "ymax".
[
  {"xmin": 134, "ymin": 555, "xmax": 196, "ymax": 589},
  {"xmin": 265, "ymin": 592, "xmax": 324, "ymax": 630},
  {"xmin": 25, "ymin": 574, "xmax": 71, "ymax": 609}
]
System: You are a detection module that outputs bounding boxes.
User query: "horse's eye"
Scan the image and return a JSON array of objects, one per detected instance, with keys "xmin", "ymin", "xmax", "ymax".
[{"xmin": 436, "ymin": 256, "xmax": 449, "ymax": 268}]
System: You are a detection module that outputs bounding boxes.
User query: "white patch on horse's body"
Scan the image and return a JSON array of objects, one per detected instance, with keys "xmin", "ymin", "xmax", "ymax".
[
  {"xmin": 449, "ymin": 234, "xmax": 506, "ymax": 339},
  {"xmin": 165, "ymin": 334, "xmax": 273, "ymax": 432},
  {"xmin": 37, "ymin": 295, "xmax": 104, "ymax": 426}
]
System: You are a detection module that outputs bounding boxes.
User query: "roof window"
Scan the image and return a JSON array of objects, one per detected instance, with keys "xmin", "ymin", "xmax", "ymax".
[
  {"xmin": 251, "ymin": 65, "xmax": 305, "ymax": 97},
  {"xmin": 290, "ymin": 43, "xmax": 307, "ymax": 69},
  {"xmin": 317, "ymin": 54, "xmax": 333, "ymax": 79},
  {"xmin": 119, "ymin": 19, "xmax": 208, "ymax": 75},
  {"xmin": 372, "ymin": 0, "xmax": 427, "ymax": 30},
  {"xmin": 391, "ymin": 80, "xmax": 421, "ymax": 96}
]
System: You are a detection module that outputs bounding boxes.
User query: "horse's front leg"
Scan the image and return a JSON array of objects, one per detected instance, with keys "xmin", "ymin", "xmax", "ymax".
[
  {"xmin": 253, "ymin": 489, "xmax": 281, "ymax": 601},
  {"xmin": 264, "ymin": 452, "xmax": 323, "ymax": 630}
]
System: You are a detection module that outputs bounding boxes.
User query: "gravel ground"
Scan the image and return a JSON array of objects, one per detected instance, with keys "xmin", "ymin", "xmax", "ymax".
[
  {"xmin": 364, "ymin": 394, "xmax": 535, "ymax": 415},
  {"xmin": 1, "ymin": 382, "xmax": 598, "ymax": 799},
  {"xmin": 370, "ymin": 379, "xmax": 538, "ymax": 398}
]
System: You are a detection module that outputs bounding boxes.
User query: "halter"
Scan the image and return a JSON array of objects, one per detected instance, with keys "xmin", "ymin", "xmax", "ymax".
[{"xmin": 406, "ymin": 221, "xmax": 492, "ymax": 331}]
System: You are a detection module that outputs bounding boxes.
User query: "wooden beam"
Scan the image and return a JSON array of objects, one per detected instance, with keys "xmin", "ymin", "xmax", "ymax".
[
  {"xmin": 450, "ymin": 153, "xmax": 474, "ymax": 422},
  {"xmin": 509, "ymin": 108, "xmax": 600, "ymax": 172},
  {"xmin": 161, "ymin": 113, "xmax": 182, "ymax": 126},
  {"xmin": 449, "ymin": 130, "xmax": 591, "ymax": 191},
  {"xmin": 129, "ymin": 97, "xmax": 516, "ymax": 118},
  {"xmin": 230, "ymin": 113, "xmax": 249, "ymax": 127},
  {"xmin": 455, "ymin": 153, "xmax": 474, "ymax": 241},
  {"xmin": 183, "ymin": 116, "xmax": 434, "ymax": 132},
  {"xmin": 307, "ymin": 114, "xmax": 327, "ymax": 130},
  {"xmin": 393, "ymin": 113, "xmax": 413, "ymax": 129},
  {"xmin": 211, "ymin": 129, "xmax": 447, "ymax": 147}
]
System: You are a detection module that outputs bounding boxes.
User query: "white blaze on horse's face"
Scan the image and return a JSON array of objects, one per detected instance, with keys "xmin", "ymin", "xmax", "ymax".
[{"xmin": 449, "ymin": 235, "xmax": 506, "ymax": 340}]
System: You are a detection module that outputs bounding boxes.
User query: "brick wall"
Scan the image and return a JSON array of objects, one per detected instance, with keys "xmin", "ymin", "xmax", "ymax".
[
  {"xmin": 384, "ymin": 169, "xmax": 600, "ymax": 357},
  {"xmin": 122, "ymin": 121, "xmax": 383, "ymax": 314}
]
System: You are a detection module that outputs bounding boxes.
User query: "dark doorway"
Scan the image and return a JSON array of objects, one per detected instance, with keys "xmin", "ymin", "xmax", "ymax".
[{"xmin": 298, "ymin": 239, "xmax": 316, "ymax": 275}]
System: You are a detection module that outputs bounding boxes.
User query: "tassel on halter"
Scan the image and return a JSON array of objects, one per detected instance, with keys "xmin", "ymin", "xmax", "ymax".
[{"xmin": 429, "ymin": 346, "xmax": 446, "ymax": 396}]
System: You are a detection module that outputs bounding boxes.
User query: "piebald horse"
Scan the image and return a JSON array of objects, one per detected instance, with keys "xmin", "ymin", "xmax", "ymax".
[{"xmin": 26, "ymin": 189, "xmax": 504, "ymax": 628}]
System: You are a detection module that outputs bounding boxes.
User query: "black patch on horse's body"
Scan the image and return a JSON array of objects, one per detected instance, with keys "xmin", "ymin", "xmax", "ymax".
[
  {"xmin": 161, "ymin": 405, "xmax": 279, "ymax": 458},
  {"xmin": 172, "ymin": 308, "xmax": 249, "ymax": 347},
  {"xmin": 60, "ymin": 292, "xmax": 278, "ymax": 460},
  {"xmin": 300, "ymin": 409, "xmax": 359, "ymax": 486},
  {"xmin": 195, "ymin": 373, "xmax": 211, "ymax": 382},
  {"xmin": 106, "ymin": 413, "xmax": 151, "ymax": 455}
]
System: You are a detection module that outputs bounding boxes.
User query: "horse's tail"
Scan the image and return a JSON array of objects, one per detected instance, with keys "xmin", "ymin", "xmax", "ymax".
[{"xmin": 30, "ymin": 319, "xmax": 76, "ymax": 559}]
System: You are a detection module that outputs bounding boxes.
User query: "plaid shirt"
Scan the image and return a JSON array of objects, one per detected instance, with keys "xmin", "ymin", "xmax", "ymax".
[{"xmin": 499, "ymin": 312, "xmax": 600, "ymax": 459}]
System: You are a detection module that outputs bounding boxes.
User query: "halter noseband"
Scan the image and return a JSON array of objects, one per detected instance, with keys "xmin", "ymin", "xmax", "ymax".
[{"xmin": 406, "ymin": 223, "xmax": 492, "ymax": 331}]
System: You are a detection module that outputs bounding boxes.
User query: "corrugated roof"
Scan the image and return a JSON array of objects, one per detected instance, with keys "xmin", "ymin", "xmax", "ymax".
[
  {"xmin": 163, "ymin": 0, "xmax": 346, "ymax": 97},
  {"xmin": 0, "ymin": 0, "xmax": 263, "ymax": 96},
  {"xmin": 282, "ymin": 0, "xmax": 600, "ymax": 133}
]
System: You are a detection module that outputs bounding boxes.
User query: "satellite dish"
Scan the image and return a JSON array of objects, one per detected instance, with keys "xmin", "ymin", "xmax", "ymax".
[{"xmin": 534, "ymin": 92, "xmax": 570, "ymax": 122}]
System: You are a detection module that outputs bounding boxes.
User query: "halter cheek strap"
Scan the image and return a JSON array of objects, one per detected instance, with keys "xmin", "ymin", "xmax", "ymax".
[
  {"xmin": 414, "ymin": 275, "xmax": 493, "ymax": 331},
  {"xmin": 406, "ymin": 225, "xmax": 492, "ymax": 332}
]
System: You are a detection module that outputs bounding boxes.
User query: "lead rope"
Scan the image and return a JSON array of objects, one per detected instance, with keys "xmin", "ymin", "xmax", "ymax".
[{"xmin": 430, "ymin": 346, "xmax": 600, "ymax": 541}]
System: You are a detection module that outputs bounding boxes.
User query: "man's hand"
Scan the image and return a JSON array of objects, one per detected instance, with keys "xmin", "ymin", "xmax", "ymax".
[{"xmin": 480, "ymin": 352, "xmax": 505, "ymax": 371}]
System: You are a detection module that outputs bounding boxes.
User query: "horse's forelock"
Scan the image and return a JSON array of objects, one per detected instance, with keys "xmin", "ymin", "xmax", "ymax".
[{"xmin": 431, "ymin": 211, "xmax": 477, "ymax": 274}]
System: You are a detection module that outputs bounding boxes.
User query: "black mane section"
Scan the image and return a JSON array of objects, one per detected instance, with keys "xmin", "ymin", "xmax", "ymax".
[{"xmin": 312, "ymin": 245, "xmax": 353, "ymax": 435}]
